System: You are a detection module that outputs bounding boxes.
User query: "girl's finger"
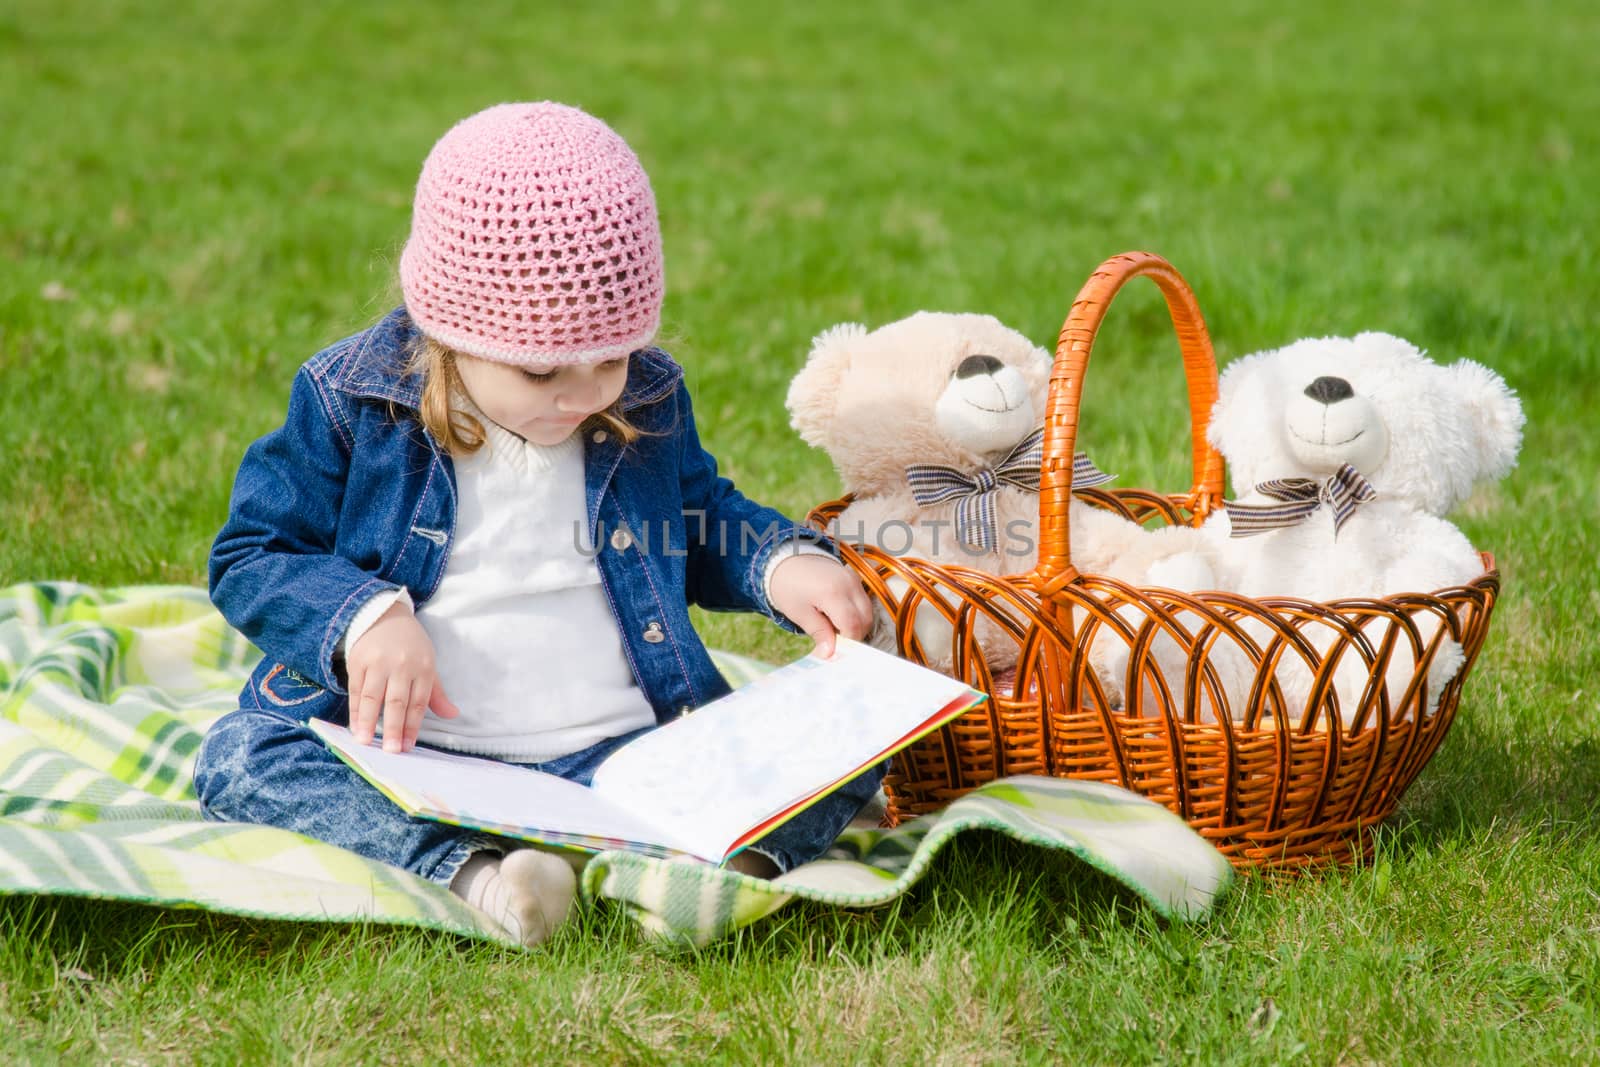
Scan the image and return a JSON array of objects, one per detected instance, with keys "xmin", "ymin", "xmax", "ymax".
[
  {"xmin": 353, "ymin": 669, "xmax": 386, "ymax": 745},
  {"xmin": 428, "ymin": 679, "xmax": 461, "ymax": 720},
  {"xmin": 381, "ymin": 675, "xmax": 413, "ymax": 753},
  {"xmin": 790, "ymin": 602, "xmax": 838, "ymax": 659},
  {"xmin": 837, "ymin": 595, "xmax": 872, "ymax": 642},
  {"xmin": 810, "ymin": 585, "xmax": 866, "ymax": 646},
  {"xmin": 851, "ymin": 583, "xmax": 874, "ymax": 628},
  {"xmin": 403, "ymin": 676, "xmax": 430, "ymax": 751},
  {"xmin": 347, "ymin": 663, "xmax": 366, "ymax": 735},
  {"xmin": 830, "ymin": 582, "xmax": 874, "ymax": 642}
]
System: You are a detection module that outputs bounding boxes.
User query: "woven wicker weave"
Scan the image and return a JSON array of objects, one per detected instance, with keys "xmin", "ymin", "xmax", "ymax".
[{"xmin": 807, "ymin": 252, "xmax": 1498, "ymax": 867}]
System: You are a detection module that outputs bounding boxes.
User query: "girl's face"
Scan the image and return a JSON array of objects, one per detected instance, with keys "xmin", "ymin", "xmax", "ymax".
[{"xmin": 454, "ymin": 354, "xmax": 630, "ymax": 446}]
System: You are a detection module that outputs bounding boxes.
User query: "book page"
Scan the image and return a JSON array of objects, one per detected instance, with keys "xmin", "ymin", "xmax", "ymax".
[
  {"xmin": 310, "ymin": 721, "xmax": 691, "ymax": 855},
  {"xmin": 588, "ymin": 638, "xmax": 980, "ymax": 861}
]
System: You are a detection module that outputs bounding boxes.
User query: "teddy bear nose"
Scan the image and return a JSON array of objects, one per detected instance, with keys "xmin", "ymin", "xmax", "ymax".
[
  {"xmin": 954, "ymin": 354, "xmax": 1003, "ymax": 379},
  {"xmin": 1304, "ymin": 376, "xmax": 1355, "ymax": 404}
]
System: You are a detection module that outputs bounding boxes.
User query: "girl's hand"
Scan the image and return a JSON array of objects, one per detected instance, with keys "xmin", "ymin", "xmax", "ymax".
[
  {"xmin": 346, "ymin": 601, "xmax": 459, "ymax": 752},
  {"xmin": 767, "ymin": 553, "xmax": 874, "ymax": 659}
]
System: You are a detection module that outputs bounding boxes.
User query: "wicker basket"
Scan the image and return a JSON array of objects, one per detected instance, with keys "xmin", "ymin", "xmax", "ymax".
[{"xmin": 807, "ymin": 251, "xmax": 1499, "ymax": 867}]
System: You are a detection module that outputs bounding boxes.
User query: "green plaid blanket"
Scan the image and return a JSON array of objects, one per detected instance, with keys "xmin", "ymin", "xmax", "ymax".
[{"xmin": 0, "ymin": 582, "xmax": 1232, "ymax": 949}]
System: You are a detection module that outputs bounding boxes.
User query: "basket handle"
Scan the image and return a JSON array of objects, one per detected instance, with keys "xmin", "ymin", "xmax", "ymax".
[{"xmin": 1031, "ymin": 251, "xmax": 1226, "ymax": 593}]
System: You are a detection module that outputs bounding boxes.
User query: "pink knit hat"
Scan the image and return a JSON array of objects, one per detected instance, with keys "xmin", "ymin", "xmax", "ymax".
[{"xmin": 400, "ymin": 102, "xmax": 664, "ymax": 366}]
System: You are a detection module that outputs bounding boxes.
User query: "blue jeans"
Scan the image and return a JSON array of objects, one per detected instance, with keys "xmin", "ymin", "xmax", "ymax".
[{"xmin": 194, "ymin": 707, "xmax": 885, "ymax": 884}]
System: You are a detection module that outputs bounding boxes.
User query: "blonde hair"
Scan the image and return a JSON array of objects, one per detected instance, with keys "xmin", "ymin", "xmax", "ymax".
[{"xmin": 404, "ymin": 336, "xmax": 643, "ymax": 456}]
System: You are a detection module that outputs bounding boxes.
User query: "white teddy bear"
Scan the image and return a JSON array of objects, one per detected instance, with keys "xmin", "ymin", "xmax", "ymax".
[
  {"xmin": 787, "ymin": 311, "xmax": 1200, "ymax": 675},
  {"xmin": 1123, "ymin": 331, "xmax": 1523, "ymax": 723}
]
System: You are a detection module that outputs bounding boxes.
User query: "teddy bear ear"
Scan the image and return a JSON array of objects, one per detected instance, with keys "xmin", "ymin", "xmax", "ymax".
[
  {"xmin": 1351, "ymin": 330, "xmax": 1425, "ymax": 359},
  {"xmin": 1448, "ymin": 358, "xmax": 1526, "ymax": 482},
  {"xmin": 786, "ymin": 322, "xmax": 866, "ymax": 448},
  {"xmin": 1350, "ymin": 331, "xmax": 1449, "ymax": 385}
]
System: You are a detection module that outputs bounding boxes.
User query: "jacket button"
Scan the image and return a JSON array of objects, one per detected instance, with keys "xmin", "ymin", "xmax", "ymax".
[
  {"xmin": 677, "ymin": 705, "xmax": 692, "ymax": 717},
  {"xmin": 610, "ymin": 527, "xmax": 633, "ymax": 551},
  {"xmin": 642, "ymin": 622, "xmax": 665, "ymax": 643},
  {"xmin": 591, "ymin": 429, "xmax": 608, "ymax": 444}
]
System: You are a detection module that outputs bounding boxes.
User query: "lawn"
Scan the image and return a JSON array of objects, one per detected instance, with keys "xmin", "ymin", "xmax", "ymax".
[{"xmin": 3, "ymin": 0, "xmax": 1599, "ymax": 1062}]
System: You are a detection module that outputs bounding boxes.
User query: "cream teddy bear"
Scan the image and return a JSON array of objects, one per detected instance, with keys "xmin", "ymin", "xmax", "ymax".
[
  {"xmin": 1118, "ymin": 331, "xmax": 1523, "ymax": 723},
  {"xmin": 786, "ymin": 311, "xmax": 1199, "ymax": 674}
]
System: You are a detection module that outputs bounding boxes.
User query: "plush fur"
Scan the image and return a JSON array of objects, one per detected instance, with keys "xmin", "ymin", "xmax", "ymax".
[
  {"xmin": 1134, "ymin": 331, "xmax": 1524, "ymax": 721},
  {"xmin": 787, "ymin": 311, "xmax": 1197, "ymax": 672}
]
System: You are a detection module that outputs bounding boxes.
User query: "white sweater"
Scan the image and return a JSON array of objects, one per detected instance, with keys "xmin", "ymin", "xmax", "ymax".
[{"xmin": 346, "ymin": 418, "xmax": 654, "ymax": 761}]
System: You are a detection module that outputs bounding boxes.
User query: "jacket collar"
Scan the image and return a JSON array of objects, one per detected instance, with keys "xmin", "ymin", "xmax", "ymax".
[{"xmin": 330, "ymin": 307, "xmax": 684, "ymax": 412}]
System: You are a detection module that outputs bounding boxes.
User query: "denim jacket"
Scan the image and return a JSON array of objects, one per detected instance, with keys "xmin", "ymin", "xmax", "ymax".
[{"xmin": 210, "ymin": 308, "xmax": 830, "ymax": 724}]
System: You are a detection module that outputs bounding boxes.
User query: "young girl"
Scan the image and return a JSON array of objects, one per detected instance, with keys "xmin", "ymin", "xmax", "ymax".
[{"xmin": 196, "ymin": 102, "xmax": 877, "ymax": 946}]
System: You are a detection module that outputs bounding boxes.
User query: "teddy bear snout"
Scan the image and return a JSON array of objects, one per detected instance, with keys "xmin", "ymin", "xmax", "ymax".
[
  {"xmin": 1284, "ymin": 388, "xmax": 1389, "ymax": 475},
  {"xmin": 954, "ymin": 354, "xmax": 1004, "ymax": 379},
  {"xmin": 934, "ymin": 361, "xmax": 1036, "ymax": 455},
  {"xmin": 1304, "ymin": 376, "xmax": 1355, "ymax": 405}
]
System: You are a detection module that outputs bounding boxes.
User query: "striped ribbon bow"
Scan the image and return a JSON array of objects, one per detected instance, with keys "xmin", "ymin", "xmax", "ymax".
[
  {"xmin": 905, "ymin": 427, "xmax": 1114, "ymax": 550},
  {"xmin": 1225, "ymin": 463, "xmax": 1377, "ymax": 538}
]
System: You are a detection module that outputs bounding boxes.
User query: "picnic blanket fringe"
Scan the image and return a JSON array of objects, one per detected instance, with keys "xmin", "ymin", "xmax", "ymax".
[{"xmin": 0, "ymin": 582, "xmax": 1231, "ymax": 949}]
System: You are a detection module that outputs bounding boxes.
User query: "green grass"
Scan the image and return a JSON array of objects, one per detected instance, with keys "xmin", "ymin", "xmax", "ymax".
[{"xmin": 4, "ymin": 0, "xmax": 1599, "ymax": 1062}]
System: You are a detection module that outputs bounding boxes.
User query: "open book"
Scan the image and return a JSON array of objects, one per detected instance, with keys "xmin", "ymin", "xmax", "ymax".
[{"xmin": 310, "ymin": 638, "xmax": 985, "ymax": 864}]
